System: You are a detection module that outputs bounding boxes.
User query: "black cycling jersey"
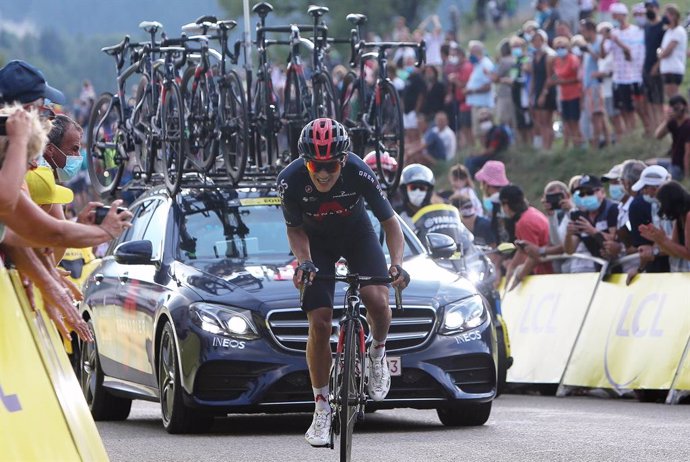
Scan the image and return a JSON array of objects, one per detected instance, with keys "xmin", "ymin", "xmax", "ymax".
[{"xmin": 277, "ymin": 154, "xmax": 395, "ymax": 236}]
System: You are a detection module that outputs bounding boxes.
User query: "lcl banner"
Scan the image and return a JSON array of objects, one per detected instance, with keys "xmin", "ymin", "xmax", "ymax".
[
  {"xmin": 561, "ymin": 273, "xmax": 690, "ymax": 391},
  {"xmin": 502, "ymin": 273, "xmax": 600, "ymax": 384},
  {"xmin": 0, "ymin": 269, "xmax": 109, "ymax": 461}
]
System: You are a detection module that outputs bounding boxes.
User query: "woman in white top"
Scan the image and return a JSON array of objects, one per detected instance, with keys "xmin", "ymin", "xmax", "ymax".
[{"xmin": 658, "ymin": 4, "xmax": 687, "ymax": 99}]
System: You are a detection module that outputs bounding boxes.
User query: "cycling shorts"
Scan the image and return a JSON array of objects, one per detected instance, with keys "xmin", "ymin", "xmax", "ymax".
[{"xmin": 302, "ymin": 226, "xmax": 389, "ymax": 312}]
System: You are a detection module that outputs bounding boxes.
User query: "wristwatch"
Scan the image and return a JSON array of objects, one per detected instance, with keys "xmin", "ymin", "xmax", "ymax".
[
  {"xmin": 539, "ymin": 247, "xmax": 547, "ymax": 257},
  {"xmin": 652, "ymin": 246, "xmax": 660, "ymax": 257}
]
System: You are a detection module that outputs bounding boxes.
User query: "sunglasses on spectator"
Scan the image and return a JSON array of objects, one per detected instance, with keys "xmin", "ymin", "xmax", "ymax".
[
  {"xmin": 578, "ymin": 188, "xmax": 599, "ymax": 196},
  {"xmin": 407, "ymin": 184, "xmax": 429, "ymax": 192},
  {"xmin": 305, "ymin": 159, "xmax": 342, "ymax": 174}
]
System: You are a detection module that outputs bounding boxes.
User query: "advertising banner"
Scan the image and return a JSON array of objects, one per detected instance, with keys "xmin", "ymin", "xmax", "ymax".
[
  {"xmin": 502, "ymin": 273, "xmax": 599, "ymax": 384},
  {"xmin": 562, "ymin": 273, "xmax": 690, "ymax": 390}
]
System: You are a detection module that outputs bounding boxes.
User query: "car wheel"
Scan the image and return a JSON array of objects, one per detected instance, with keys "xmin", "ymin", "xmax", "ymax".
[
  {"xmin": 436, "ymin": 401, "xmax": 492, "ymax": 427},
  {"xmin": 79, "ymin": 320, "xmax": 132, "ymax": 421},
  {"xmin": 158, "ymin": 322, "xmax": 214, "ymax": 434}
]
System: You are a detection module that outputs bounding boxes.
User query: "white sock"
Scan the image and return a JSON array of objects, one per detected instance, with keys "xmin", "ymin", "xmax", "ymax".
[
  {"xmin": 370, "ymin": 338, "xmax": 386, "ymax": 359},
  {"xmin": 313, "ymin": 386, "xmax": 330, "ymax": 412}
]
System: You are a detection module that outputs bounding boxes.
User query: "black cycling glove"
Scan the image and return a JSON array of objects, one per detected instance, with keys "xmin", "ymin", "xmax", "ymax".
[
  {"xmin": 389, "ymin": 264, "xmax": 410, "ymax": 286},
  {"xmin": 297, "ymin": 260, "xmax": 318, "ymax": 285}
]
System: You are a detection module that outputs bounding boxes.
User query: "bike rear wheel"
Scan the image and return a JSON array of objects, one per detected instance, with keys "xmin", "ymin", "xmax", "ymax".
[
  {"xmin": 161, "ymin": 82, "xmax": 185, "ymax": 197},
  {"xmin": 86, "ymin": 93, "xmax": 125, "ymax": 196},
  {"xmin": 312, "ymin": 71, "xmax": 339, "ymax": 121},
  {"xmin": 340, "ymin": 71, "xmax": 365, "ymax": 156},
  {"xmin": 283, "ymin": 66, "xmax": 306, "ymax": 162},
  {"xmin": 339, "ymin": 320, "xmax": 359, "ymax": 461},
  {"xmin": 220, "ymin": 70, "xmax": 249, "ymax": 184},
  {"xmin": 181, "ymin": 66, "xmax": 217, "ymax": 171},
  {"xmin": 373, "ymin": 79, "xmax": 404, "ymax": 191},
  {"xmin": 133, "ymin": 75, "xmax": 157, "ymax": 181},
  {"xmin": 253, "ymin": 79, "xmax": 279, "ymax": 171}
]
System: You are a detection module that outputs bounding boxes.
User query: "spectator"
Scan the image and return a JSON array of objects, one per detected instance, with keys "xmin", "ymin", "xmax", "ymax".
[
  {"xmin": 508, "ymin": 36, "xmax": 533, "ymax": 145},
  {"xmin": 551, "ymin": 36, "xmax": 584, "ymax": 148},
  {"xmin": 653, "ymin": 94, "xmax": 690, "ymax": 180},
  {"xmin": 564, "ymin": 174, "xmax": 619, "ymax": 270},
  {"xmin": 499, "ymin": 185, "xmax": 552, "ymax": 287},
  {"xmin": 596, "ymin": 21, "xmax": 625, "ymax": 142},
  {"xmin": 530, "ymin": 30, "xmax": 556, "ymax": 150},
  {"xmin": 448, "ymin": 164, "xmax": 484, "ymax": 217},
  {"xmin": 402, "ymin": 58, "xmax": 427, "ymax": 138},
  {"xmin": 42, "ymin": 114, "xmax": 83, "ymax": 182},
  {"xmin": 521, "ymin": 20, "xmax": 539, "ymax": 44},
  {"xmin": 580, "ymin": 20, "xmax": 607, "ymax": 148},
  {"xmin": 476, "ymin": 160, "xmax": 511, "ymax": 244},
  {"xmin": 640, "ymin": 181, "xmax": 690, "ymax": 271},
  {"xmin": 557, "ymin": 0, "xmax": 579, "ymax": 32},
  {"xmin": 537, "ymin": 0, "xmax": 561, "ymax": 43},
  {"xmin": 628, "ymin": 165, "xmax": 671, "ymax": 273},
  {"xmin": 407, "ymin": 115, "xmax": 445, "ymax": 166},
  {"xmin": 580, "ymin": 0, "xmax": 595, "ymax": 20},
  {"xmin": 605, "ymin": 3, "xmax": 649, "ymax": 135},
  {"xmin": 657, "ymin": 4, "xmax": 687, "ymax": 100},
  {"xmin": 433, "ymin": 111, "xmax": 457, "ymax": 161},
  {"xmin": 446, "ymin": 45, "xmax": 474, "ymax": 149},
  {"xmin": 643, "ymin": 0, "xmax": 665, "ymax": 128},
  {"xmin": 454, "ymin": 194, "xmax": 497, "ymax": 246},
  {"xmin": 464, "ymin": 109, "xmax": 512, "ymax": 176},
  {"xmin": 416, "ymin": 15, "xmax": 444, "ymax": 66},
  {"xmin": 465, "ymin": 40, "xmax": 495, "ymax": 144},
  {"xmin": 475, "ymin": 0, "xmax": 488, "ymax": 40},
  {"xmin": 397, "ymin": 163, "xmax": 438, "ymax": 227},
  {"xmin": 601, "ymin": 163, "xmax": 626, "ymax": 202},
  {"xmin": 493, "ymin": 39, "xmax": 517, "ymax": 130},
  {"xmin": 420, "ymin": 66, "xmax": 446, "ymax": 120}
]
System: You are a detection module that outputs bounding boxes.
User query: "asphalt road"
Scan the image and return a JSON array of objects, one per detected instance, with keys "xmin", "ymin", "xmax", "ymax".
[{"xmin": 98, "ymin": 395, "xmax": 690, "ymax": 462}]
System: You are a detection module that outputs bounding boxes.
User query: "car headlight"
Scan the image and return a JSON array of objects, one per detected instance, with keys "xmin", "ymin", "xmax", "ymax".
[
  {"xmin": 189, "ymin": 303, "xmax": 260, "ymax": 340},
  {"xmin": 439, "ymin": 295, "xmax": 488, "ymax": 335}
]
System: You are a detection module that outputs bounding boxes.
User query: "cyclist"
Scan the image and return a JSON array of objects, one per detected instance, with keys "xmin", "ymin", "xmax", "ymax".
[{"xmin": 277, "ymin": 118, "xmax": 410, "ymax": 447}]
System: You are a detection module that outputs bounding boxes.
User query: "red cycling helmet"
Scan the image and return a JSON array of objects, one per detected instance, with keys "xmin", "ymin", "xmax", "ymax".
[
  {"xmin": 363, "ymin": 151, "xmax": 399, "ymax": 173},
  {"xmin": 298, "ymin": 118, "xmax": 351, "ymax": 161}
]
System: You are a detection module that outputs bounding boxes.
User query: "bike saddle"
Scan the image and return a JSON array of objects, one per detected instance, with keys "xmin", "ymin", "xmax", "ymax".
[
  {"xmin": 139, "ymin": 21, "xmax": 163, "ymax": 34},
  {"xmin": 182, "ymin": 21, "xmax": 218, "ymax": 35},
  {"xmin": 217, "ymin": 20, "xmax": 238, "ymax": 31},
  {"xmin": 307, "ymin": 5, "xmax": 329, "ymax": 18},
  {"xmin": 252, "ymin": 2, "xmax": 273, "ymax": 18},
  {"xmin": 346, "ymin": 14, "xmax": 367, "ymax": 26},
  {"xmin": 101, "ymin": 35, "xmax": 129, "ymax": 55},
  {"xmin": 195, "ymin": 15, "xmax": 218, "ymax": 24}
]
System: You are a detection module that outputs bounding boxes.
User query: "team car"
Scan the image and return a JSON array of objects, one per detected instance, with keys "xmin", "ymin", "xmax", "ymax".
[{"xmin": 78, "ymin": 185, "xmax": 498, "ymax": 433}]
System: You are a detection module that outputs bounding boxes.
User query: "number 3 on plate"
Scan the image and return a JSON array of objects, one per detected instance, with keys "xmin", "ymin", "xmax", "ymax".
[{"xmin": 386, "ymin": 356, "xmax": 402, "ymax": 376}]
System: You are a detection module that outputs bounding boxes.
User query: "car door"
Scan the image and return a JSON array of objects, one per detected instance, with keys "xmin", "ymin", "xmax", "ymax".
[{"xmin": 94, "ymin": 199, "xmax": 158, "ymax": 382}]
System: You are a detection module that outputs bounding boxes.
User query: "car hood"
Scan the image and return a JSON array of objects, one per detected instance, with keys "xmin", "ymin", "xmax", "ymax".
[{"xmin": 174, "ymin": 254, "xmax": 478, "ymax": 312}]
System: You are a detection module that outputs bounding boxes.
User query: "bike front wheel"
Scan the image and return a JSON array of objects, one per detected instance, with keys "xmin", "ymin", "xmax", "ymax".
[
  {"xmin": 86, "ymin": 92, "xmax": 125, "ymax": 196},
  {"xmin": 220, "ymin": 70, "xmax": 249, "ymax": 183},
  {"xmin": 373, "ymin": 79, "xmax": 404, "ymax": 191},
  {"xmin": 181, "ymin": 66, "xmax": 217, "ymax": 171},
  {"xmin": 339, "ymin": 320, "xmax": 360, "ymax": 461},
  {"xmin": 161, "ymin": 82, "xmax": 185, "ymax": 197}
]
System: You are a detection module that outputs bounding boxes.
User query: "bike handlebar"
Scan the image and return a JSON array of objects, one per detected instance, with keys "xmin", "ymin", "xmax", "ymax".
[
  {"xmin": 258, "ymin": 24, "xmax": 328, "ymax": 35},
  {"xmin": 299, "ymin": 273, "xmax": 404, "ymax": 311}
]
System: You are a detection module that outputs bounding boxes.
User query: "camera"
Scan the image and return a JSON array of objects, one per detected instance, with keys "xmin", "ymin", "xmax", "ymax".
[
  {"xmin": 94, "ymin": 205, "xmax": 126, "ymax": 225},
  {"xmin": 0, "ymin": 115, "xmax": 7, "ymax": 136},
  {"xmin": 545, "ymin": 192, "xmax": 564, "ymax": 210},
  {"xmin": 569, "ymin": 210, "xmax": 585, "ymax": 222}
]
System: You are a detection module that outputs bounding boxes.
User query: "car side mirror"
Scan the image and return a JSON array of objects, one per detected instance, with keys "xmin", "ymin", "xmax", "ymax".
[
  {"xmin": 114, "ymin": 240, "xmax": 154, "ymax": 265},
  {"xmin": 426, "ymin": 233, "xmax": 457, "ymax": 259}
]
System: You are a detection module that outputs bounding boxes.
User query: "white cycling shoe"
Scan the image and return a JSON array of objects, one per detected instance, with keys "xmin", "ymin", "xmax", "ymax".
[
  {"xmin": 305, "ymin": 408, "xmax": 331, "ymax": 447},
  {"xmin": 367, "ymin": 351, "xmax": 391, "ymax": 401}
]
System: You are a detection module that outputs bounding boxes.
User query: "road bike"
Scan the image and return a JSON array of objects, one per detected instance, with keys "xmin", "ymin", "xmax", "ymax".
[
  {"xmin": 300, "ymin": 273, "xmax": 403, "ymax": 462},
  {"xmin": 340, "ymin": 14, "xmax": 425, "ymax": 192},
  {"xmin": 179, "ymin": 16, "xmax": 248, "ymax": 183}
]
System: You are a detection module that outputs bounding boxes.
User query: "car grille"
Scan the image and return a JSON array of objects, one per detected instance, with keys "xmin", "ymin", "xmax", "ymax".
[
  {"xmin": 194, "ymin": 360, "xmax": 281, "ymax": 401},
  {"xmin": 265, "ymin": 305, "xmax": 436, "ymax": 354},
  {"xmin": 430, "ymin": 354, "xmax": 495, "ymax": 394}
]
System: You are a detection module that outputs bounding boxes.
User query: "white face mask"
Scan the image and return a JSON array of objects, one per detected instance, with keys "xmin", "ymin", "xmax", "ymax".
[
  {"xmin": 407, "ymin": 190, "xmax": 427, "ymax": 207},
  {"xmin": 479, "ymin": 121, "xmax": 493, "ymax": 133},
  {"xmin": 448, "ymin": 55, "xmax": 459, "ymax": 64}
]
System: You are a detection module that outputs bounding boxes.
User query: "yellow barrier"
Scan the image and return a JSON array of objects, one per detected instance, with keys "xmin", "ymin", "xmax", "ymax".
[
  {"xmin": 0, "ymin": 268, "xmax": 109, "ymax": 461},
  {"xmin": 561, "ymin": 273, "xmax": 690, "ymax": 391},
  {"xmin": 502, "ymin": 273, "xmax": 600, "ymax": 384}
]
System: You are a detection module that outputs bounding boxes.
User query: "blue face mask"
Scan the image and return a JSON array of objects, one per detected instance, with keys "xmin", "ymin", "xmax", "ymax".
[
  {"xmin": 556, "ymin": 48, "xmax": 568, "ymax": 58},
  {"xmin": 483, "ymin": 197, "xmax": 494, "ymax": 213},
  {"xmin": 52, "ymin": 143, "xmax": 82, "ymax": 182},
  {"xmin": 612, "ymin": 19, "xmax": 621, "ymax": 29},
  {"xmin": 642, "ymin": 194, "xmax": 658, "ymax": 205},
  {"xmin": 581, "ymin": 195, "xmax": 602, "ymax": 211},
  {"xmin": 469, "ymin": 54, "xmax": 480, "ymax": 65},
  {"xmin": 511, "ymin": 47, "xmax": 523, "ymax": 58},
  {"xmin": 609, "ymin": 184, "xmax": 625, "ymax": 201},
  {"xmin": 528, "ymin": 45, "xmax": 536, "ymax": 55},
  {"xmin": 573, "ymin": 191, "xmax": 585, "ymax": 210}
]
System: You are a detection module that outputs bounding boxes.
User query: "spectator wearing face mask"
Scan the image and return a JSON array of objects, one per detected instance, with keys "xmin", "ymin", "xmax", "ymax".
[
  {"xmin": 579, "ymin": 19, "xmax": 607, "ymax": 149},
  {"xmin": 448, "ymin": 164, "xmax": 483, "ymax": 217},
  {"xmin": 643, "ymin": 0, "xmax": 665, "ymax": 129},
  {"xmin": 564, "ymin": 174, "xmax": 619, "ymax": 271},
  {"xmin": 433, "ymin": 111, "xmax": 457, "ymax": 161},
  {"xmin": 596, "ymin": 21, "xmax": 624, "ymax": 143},
  {"xmin": 465, "ymin": 40, "xmax": 495, "ymax": 144},
  {"xmin": 445, "ymin": 45, "xmax": 475, "ymax": 150},
  {"xmin": 397, "ymin": 163, "xmax": 438, "ymax": 228},
  {"xmin": 476, "ymin": 160, "xmax": 511, "ymax": 244},
  {"xmin": 507, "ymin": 36, "xmax": 533, "ymax": 145},
  {"xmin": 551, "ymin": 36, "xmax": 584, "ymax": 149},
  {"xmin": 464, "ymin": 110, "xmax": 511, "ymax": 176},
  {"xmin": 493, "ymin": 39, "xmax": 517, "ymax": 130},
  {"xmin": 657, "ymin": 4, "xmax": 687, "ymax": 100},
  {"xmin": 628, "ymin": 165, "xmax": 671, "ymax": 272},
  {"xmin": 529, "ymin": 30, "xmax": 557, "ymax": 150},
  {"xmin": 639, "ymin": 181, "xmax": 690, "ymax": 271},
  {"xmin": 454, "ymin": 194, "xmax": 497, "ymax": 247},
  {"xmin": 653, "ymin": 94, "xmax": 690, "ymax": 180}
]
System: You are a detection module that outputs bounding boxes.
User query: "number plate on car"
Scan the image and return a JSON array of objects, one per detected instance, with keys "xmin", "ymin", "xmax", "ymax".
[{"xmin": 387, "ymin": 356, "xmax": 401, "ymax": 376}]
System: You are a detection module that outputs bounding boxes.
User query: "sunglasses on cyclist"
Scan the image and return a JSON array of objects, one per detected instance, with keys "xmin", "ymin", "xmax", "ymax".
[
  {"xmin": 407, "ymin": 184, "xmax": 429, "ymax": 192},
  {"xmin": 305, "ymin": 159, "xmax": 342, "ymax": 174}
]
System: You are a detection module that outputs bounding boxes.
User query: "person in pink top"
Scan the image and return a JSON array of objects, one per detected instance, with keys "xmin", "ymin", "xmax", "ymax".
[
  {"xmin": 550, "ymin": 36, "xmax": 584, "ymax": 148},
  {"xmin": 599, "ymin": 0, "xmax": 616, "ymax": 21}
]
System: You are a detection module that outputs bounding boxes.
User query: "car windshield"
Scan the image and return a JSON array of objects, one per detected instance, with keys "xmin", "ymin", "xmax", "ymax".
[{"xmin": 177, "ymin": 191, "xmax": 290, "ymax": 264}]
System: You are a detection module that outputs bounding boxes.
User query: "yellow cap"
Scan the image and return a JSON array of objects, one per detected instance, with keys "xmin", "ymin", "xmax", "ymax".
[{"xmin": 25, "ymin": 166, "xmax": 74, "ymax": 205}]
